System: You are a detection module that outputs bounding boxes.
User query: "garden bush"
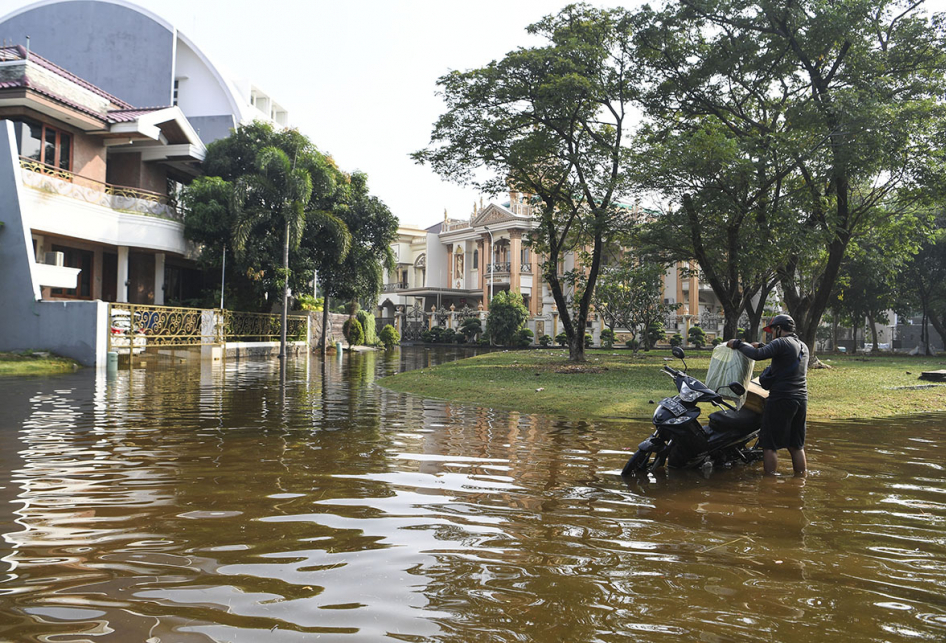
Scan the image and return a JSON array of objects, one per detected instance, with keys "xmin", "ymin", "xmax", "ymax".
[
  {"xmin": 669, "ymin": 333, "xmax": 683, "ymax": 347},
  {"xmin": 343, "ymin": 317, "xmax": 365, "ymax": 345},
  {"xmin": 379, "ymin": 324, "xmax": 400, "ymax": 349},
  {"xmin": 600, "ymin": 328, "xmax": 615, "ymax": 349},
  {"xmin": 539, "ymin": 334, "xmax": 552, "ymax": 347},
  {"xmin": 486, "ymin": 291, "xmax": 529, "ymax": 346},
  {"xmin": 555, "ymin": 332, "xmax": 568, "ymax": 347},
  {"xmin": 356, "ymin": 310, "xmax": 378, "ymax": 345},
  {"xmin": 517, "ymin": 328, "xmax": 534, "ymax": 347}
]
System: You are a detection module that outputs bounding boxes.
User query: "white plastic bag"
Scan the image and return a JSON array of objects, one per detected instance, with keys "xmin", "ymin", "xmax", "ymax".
[{"xmin": 705, "ymin": 344, "xmax": 755, "ymax": 408}]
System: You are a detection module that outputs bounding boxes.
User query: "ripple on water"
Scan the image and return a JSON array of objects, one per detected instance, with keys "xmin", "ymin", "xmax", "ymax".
[{"xmin": 0, "ymin": 349, "xmax": 944, "ymax": 642}]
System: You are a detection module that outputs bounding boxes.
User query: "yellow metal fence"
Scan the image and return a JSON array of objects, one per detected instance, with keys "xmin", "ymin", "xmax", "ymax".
[{"xmin": 107, "ymin": 303, "xmax": 308, "ymax": 353}]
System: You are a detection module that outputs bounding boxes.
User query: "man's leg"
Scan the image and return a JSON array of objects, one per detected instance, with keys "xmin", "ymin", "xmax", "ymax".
[
  {"xmin": 763, "ymin": 448, "xmax": 778, "ymax": 475},
  {"xmin": 788, "ymin": 447, "xmax": 806, "ymax": 476}
]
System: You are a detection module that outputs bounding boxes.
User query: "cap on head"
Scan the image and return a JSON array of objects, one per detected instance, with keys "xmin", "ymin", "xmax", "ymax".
[{"xmin": 763, "ymin": 314, "xmax": 795, "ymax": 333}]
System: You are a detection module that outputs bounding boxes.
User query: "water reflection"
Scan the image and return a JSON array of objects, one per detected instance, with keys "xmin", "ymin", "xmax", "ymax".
[{"xmin": 0, "ymin": 347, "xmax": 943, "ymax": 642}]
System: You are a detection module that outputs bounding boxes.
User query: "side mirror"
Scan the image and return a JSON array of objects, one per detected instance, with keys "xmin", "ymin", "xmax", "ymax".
[
  {"xmin": 728, "ymin": 382, "xmax": 746, "ymax": 396},
  {"xmin": 671, "ymin": 346, "xmax": 686, "ymax": 360}
]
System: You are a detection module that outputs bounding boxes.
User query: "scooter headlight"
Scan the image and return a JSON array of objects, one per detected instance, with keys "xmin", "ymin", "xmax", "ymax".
[
  {"xmin": 664, "ymin": 415, "xmax": 691, "ymax": 425},
  {"xmin": 679, "ymin": 382, "xmax": 701, "ymax": 402}
]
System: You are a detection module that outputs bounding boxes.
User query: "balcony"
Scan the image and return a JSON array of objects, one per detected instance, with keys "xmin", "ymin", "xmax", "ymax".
[
  {"xmin": 19, "ymin": 157, "xmax": 182, "ymax": 222},
  {"xmin": 485, "ymin": 262, "xmax": 511, "ymax": 275},
  {"xmin": 382, "ymin": 282, "xmax": 409, "ymax": 293}
]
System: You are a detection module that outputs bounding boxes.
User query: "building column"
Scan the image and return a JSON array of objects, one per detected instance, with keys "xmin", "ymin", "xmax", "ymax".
[
  {"xmin": 482, "ymin": 235, "xmax": 491, "ymax": 310},
  {"xmin": 675, "ymin": 261, "xmax": 685, "ymax": 314},
  {"xmin": 117, "ymin": 245, "xmax": 129, "ymax": 303},
  {"xmin": 510, "ymin": 230, "xmax": 522, "ymax": 293},
  {"xmin": 530, "ymin": 248, "xmax": 541, "ymax": 316},
  {"xmin": 477, "ymin": 240, "xmax": 485, "ymax": 293},
  {"xmin": 689, "ymin": 261, "xmax": 699, "ymax": 318},
  {"xmin": 154, "ymin": 252, "xmax": 165, "ymax": 305},
  {"xmin": 446, "ymin": 243, "xmax": 453, "ymax": 288}
]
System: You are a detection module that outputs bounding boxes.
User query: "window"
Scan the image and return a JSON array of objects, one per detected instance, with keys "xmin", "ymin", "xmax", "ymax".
[
  {"xmin": 12, "ymin": 119, "xmax": 72, "ymax": 171},
  {"xmin": 173, "ymin": 79, "xmax": 180, "ymax": 106},
  {"xmin": 50, "ymin": 245, "xmax": 93, "ymax": 299},
  {"xmin": 472, "ymin": 249, "xmax": 479, "ymax": 270}
]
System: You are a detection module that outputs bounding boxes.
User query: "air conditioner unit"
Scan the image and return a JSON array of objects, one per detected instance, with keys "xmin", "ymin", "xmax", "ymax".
[{"xmin": 44, "ymin": 251, "xmax": 64, "ymax": 267}]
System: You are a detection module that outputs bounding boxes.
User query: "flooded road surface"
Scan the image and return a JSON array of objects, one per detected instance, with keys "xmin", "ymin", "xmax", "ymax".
[{"xmin": 0, "ymin": 347, "xmax": 944, "ymax": 642}]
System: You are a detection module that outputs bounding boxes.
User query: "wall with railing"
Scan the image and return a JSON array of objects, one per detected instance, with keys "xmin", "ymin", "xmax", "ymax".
[{"xmin": 20, "ymin": 157, "xmax": 182, "ymax": 221}]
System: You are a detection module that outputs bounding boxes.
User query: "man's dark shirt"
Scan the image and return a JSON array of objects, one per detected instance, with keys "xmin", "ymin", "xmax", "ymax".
[{"xmin": 732, "ymin": 335, "xmax": 808, "ymax": 400}]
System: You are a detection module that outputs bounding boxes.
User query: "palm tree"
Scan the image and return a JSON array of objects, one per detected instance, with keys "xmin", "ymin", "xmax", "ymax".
[{"xmin": 233, "ymin": 145, "xmax": 312, "ymax": 359}]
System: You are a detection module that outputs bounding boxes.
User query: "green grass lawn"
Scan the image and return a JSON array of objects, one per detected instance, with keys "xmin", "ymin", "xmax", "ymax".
[
  {"xmin": 378, "ymin": 349, "xmax": 946, "ymax": 422},
  {"xmin": 0, "ymin": 351, "xmax": 80, "ymax": 377}
]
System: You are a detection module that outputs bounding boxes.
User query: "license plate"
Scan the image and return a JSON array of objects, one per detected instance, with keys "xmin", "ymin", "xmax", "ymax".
[{"xmin": 659, "ymin": 397, "xmax": 686, "ymax": 416}]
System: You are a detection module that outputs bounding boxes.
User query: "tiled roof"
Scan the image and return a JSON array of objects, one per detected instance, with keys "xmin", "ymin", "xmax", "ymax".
[{"xmin": 0, "ymin": 45, "xmax": 133, "ymax": 109}]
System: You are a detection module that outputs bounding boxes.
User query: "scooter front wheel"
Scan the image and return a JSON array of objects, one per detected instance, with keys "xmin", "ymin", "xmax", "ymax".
[{"xmin": 622, "ymin": 447, "xmax": 667, "ymax": 476}]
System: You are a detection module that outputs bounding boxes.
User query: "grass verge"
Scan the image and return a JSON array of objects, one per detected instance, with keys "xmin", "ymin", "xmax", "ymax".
[
  {"xmin": 0, "ymin": 351, "xmax": 80, "ymax": 377},
  {"xmin": 378, "ymin": 349, "xmax": 946, "ymax": 422}
]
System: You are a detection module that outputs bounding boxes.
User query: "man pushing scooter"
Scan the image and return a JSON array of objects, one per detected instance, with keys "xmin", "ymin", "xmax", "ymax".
[{"xmin": 726, "ymin": 314, "xmax": 809, "ymax": 476}]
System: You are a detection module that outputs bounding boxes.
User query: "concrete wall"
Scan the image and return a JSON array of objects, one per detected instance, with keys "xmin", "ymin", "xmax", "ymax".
[
  {"xmin": 0, "ymin": 0, "xmax": 175, "ymax": 108},
  {"xmin": 0, "ymin": 120, "xmax": 107, "ymax": 365}
]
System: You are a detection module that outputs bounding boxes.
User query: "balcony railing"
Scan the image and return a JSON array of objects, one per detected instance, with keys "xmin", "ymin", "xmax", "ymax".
[
  {"xmin": 19, "ymin": 157, "xmax": 183, "ymax": 222},
  {"xmin": 486, "ymin": 262, "xmax": 511, "ymax": 275},
  {"xmin": 382, "ymin": 282, "xmax": 409, "ymax": 292}
]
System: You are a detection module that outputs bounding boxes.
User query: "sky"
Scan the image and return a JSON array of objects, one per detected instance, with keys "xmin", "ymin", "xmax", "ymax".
[
  {"xmin": 2, "ymin": 0, "xmax": 623, "ymax": 228},
  {"xmin": 2, "ymin": 0, "xmax": 944, "ymax": 229}
]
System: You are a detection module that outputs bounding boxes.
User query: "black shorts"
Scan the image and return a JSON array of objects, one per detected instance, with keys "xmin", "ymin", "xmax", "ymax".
[{"xmin": 759, "ymin": 397, "xmax": 807, "ymax": 450}]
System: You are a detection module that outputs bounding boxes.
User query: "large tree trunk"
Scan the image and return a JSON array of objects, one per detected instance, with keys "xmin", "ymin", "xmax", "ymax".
[
  {"xmin": 279, "ymin": 220, "xmax": 290, "ymax": 360},
  {"xmin": 867, "ymin": 313, "xmax": 879, "ymax": 351},
  {"xmin": 928, "ymin": 311, "xmax": 946, "ymax": 352}
]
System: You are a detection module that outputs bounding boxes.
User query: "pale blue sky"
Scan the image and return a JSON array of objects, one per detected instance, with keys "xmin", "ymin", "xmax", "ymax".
[{"xmin": 2, "ymin": 0, "xmax": 943, "ymax": 228}]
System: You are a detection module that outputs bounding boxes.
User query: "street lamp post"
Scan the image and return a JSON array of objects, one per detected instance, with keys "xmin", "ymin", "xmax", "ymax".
[{"xmin": 484, "ymin": 225, "xmax": 495, "ymax": 305}]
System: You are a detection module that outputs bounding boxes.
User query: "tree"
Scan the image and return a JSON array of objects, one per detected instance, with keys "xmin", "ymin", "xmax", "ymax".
[
  {"xmin": 183, "ymin": 121, "xmax": 350, "ymax": 333},
  {"xmin": 313, "ymin": 172, "xmax": 398, "ymax": 353},
  {"xmin": 633, "ymin": 0, "xmax": 946, "ymax": 361},
  {"xmin": 414, "ymin": 4, "xmax": 642, "ymax": 362},
  {"xmin": 897, "ymin": 213, "xmax": 946, "ymax": 353},
  {"xmin": 486, "ymin": 290, "xmax": 529, "ymax": 346},
  {"xmin": 591, "ymin": 255, "xmax": 679, "ymax": 351}
]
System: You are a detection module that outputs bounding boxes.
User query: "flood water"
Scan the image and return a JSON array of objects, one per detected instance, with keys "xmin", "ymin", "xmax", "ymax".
[{"xmin": 0, "ymin": 346, "xmax": 944, "ymax": 642}]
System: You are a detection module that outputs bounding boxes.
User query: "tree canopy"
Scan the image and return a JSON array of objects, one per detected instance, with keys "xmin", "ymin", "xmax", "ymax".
[
  {"xmin": 632, "ymin": 0, "xmax": 946, "ymax": 357},
  {"xmin": 414, "ymin": 4, "xmax": 643, "ymax": 362}
]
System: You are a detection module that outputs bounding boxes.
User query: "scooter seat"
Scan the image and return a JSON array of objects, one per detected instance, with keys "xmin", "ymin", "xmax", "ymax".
[{"xmin": 708, "ymin": 407, "xmax": 760, "ymax": 433}]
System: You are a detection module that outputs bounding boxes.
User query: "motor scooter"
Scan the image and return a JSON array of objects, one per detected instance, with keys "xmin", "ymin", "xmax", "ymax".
[{"xmin": 621, "ymin": 346, "xmax": 764, "ymax": 475}]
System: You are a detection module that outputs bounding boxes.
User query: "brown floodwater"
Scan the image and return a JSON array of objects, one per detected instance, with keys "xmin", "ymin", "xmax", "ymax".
[{"xmin": 0, "ymin": 347, "xmax": 944, "ymax": 642}]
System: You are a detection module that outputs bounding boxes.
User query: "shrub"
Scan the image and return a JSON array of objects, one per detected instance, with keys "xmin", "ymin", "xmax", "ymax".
[
  {"xmin": 442, "ymin": 328, "xmax": 457, "ymax": 344},
  {"xmin": 688, "ymin": 325, "xmax": 706, "ymax": 348},
  {"xmin": 459, "ymin": 317, "xmax": 482, "ymax": 342},
  {"xmin": 539, "ymin": 334, "xmax": 552, "ymax": 347},
  {"xmin": 296, "ymin": 294, "xmax": 323, "ymax": 312},
  {"xmin": 517, "ymin": 328, "xmax": 534, "ymax": 347},
  {"xmin": 644, "ymin": 320, "xmax": 665, "ymax": 349},
  {"xmin": 626, "ymin": 337, "xmax": 639, "ymax": 351},
  {"xmin": 555, "ymin": 332, "xmax": 568, "ymax": 347},
  {"xmin": 600, "ymin": 328, "xmax": 615, "ymax": 349},
  {"xmin": 422, "ymin": 326, "xmax": 446, "ymax": 343},
  {"xmin": 669, "ymin": 333, "xmax": 683, "ymax": 347},
  {"xmin": 356, "ymin": 310, "xmax": 378, "ymax": 345},
  {"xmin": 584, "ymin": 332, "xmax": 594, "ymax": 348},
  {"xmin": 379, "ymin": 324, "xmax": 400, "ymax": 349},
  {"xmin": 343, "ymin": 317, "xmax": 364, "ymax": 345},
  {"xmin": 712, "ymin": 337, "xmax": 722, "ymax": 346},
  {"xmin": 486, "ymin": 291, "xmax": 529, "ymax": 346}
]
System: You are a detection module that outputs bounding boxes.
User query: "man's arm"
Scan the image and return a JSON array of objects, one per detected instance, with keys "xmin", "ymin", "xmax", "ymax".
[{"xmin": 725, "ymin": 338, "xmax": 780, "ymax": 360}]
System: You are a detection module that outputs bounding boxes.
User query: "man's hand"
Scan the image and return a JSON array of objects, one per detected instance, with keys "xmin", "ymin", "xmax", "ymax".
[{"xmin": 726, "ymin": 339, "xmax": 739, "ymax": 349}]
